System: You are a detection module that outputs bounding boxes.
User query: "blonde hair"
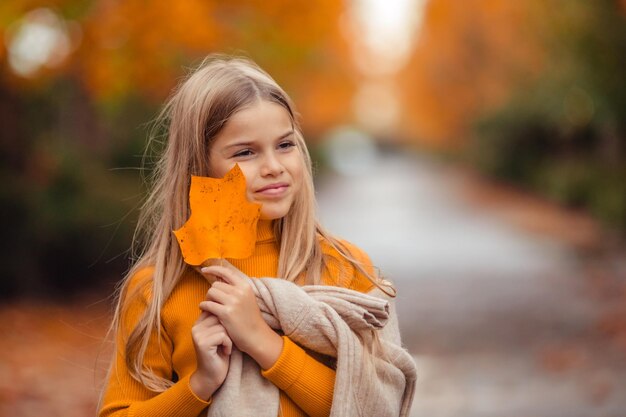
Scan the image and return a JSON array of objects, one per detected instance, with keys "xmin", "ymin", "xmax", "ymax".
[{"xmin": 107, "ymin": 54, "xmax": 394, "ymax": 392}]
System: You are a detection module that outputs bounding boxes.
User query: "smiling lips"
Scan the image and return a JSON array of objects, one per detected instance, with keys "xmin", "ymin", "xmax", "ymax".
[{"xmin": 255, "ymin": 183, "xmax": 289, "ymax": 197}]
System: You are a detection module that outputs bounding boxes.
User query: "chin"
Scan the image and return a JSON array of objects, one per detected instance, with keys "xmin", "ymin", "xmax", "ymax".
[
  {"xmin": 259, "ymin": 204, "xmax": 292, "ymax": 221},
  {"xmin": 260, "ymin": 211, "xmax": 288, "ymax": 221}
]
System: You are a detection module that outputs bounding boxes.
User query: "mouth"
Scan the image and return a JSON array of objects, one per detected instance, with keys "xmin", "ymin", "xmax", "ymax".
[{"xmin": 255, "ymin": 183, "xmax": 289, "ymax": 196}]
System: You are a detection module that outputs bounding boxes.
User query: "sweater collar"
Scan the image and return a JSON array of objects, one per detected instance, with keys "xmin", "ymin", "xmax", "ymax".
[{"xmin": 256, "ymin": 219, "xmax": 276, "ymax": 243}]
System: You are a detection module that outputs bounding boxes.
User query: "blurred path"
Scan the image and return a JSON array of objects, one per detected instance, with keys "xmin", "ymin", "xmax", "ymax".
[{"xmin": 316, "ymin": 150, "xmax": 626, "ymax": 417}]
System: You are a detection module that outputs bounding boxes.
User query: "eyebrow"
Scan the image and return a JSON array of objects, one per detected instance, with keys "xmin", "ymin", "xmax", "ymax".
[{"xmin": 223, "ymin": 130, "xmax": 294, "ymax": 150}]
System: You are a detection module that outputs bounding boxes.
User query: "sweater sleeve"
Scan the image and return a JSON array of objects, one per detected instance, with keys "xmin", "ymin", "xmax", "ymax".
[
  {"xmin": 99, "ymin": 270, "xmax": 211, "ymax": 417},
  {"xmin": 261, "ymin": 336, "xmax": 335, "ymax": 417}
]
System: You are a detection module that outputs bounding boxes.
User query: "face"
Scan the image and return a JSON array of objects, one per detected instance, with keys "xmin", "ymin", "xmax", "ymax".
[{"xmin": 209, "ymin": 100, "xmax": 304, "ymax": 220}]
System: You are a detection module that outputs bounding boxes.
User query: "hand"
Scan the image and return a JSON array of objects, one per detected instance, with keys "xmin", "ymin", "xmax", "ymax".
[
  {"xmin": 199, "ymin": 261, "xmax": 283, "ymax": 369},
  {"xmin": 190, "ymin": 311, "xmax": 232, "ymax": 400}
]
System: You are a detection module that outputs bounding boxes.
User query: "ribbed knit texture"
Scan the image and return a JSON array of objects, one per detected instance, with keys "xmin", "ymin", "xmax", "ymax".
[
  {"xmin": 99, "ymin": 220, "xmax": 374, "ymax": 417},
  {"xmin": 262, "ymin": 337, "xmax": 336, "ymax": 417}
]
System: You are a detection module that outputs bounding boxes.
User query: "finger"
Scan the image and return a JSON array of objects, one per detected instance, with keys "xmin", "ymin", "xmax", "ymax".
[
  {"xmin": 213, "ymin": 261, "xmax": 255, "ymax": 289},
  {"xmin": 198, "ymin": 265, "xmax": 229, "ymax": 285},
  {"xmin": 201, "ymin": 322, "xmax": 228, "ymax": 336},
  {"xmin": 199, "ymin": 300, "xmax": 227, "ymax": 317},
  {"xmin": 220, "ymin": 332, "xmax": 233, "ymax": 355},
  {"xmin": 202, "ymin": 324, "xmax": 233, "ymax": 356},
  {"xmin": 198, "ymin": 269, "xmax": 221, "ymax": 284},
  {"xmin": 201, "ymin": 323, "xmax": 233, "ymax": 355},
  {"xmin": 208, "ymin": 280, "xmax": 235, "ymax": 294},
  {"xmin": 206, "ymin": 286, "xmax": 233, "ymax": 305},
  {"xmin": 195, "ymin": 310, "xmax": 209, "ymax": 323},
  {"xmin": 216, "ymin": 265, "xmax": 254, "ymax": 293},
  {"xmin": 194, "ymin": 309, "xmax": 219, "ymax": 325},
  {"xmin": 201, "ymin": 265, "xmax": 242, "ymax": 286},
  {"xmin": 198, "ymin": 327, "xmax": 231, "ymax": 351},
  {"xmin": 195, "ymin": 311, "xmax": 219, "ymax": 325},
  {"xmin": 217, "ymin": 258, "xmax": 239, "ymax": 273}
]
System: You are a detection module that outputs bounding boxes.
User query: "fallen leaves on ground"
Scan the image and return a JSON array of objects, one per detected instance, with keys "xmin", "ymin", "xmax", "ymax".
[{"xmin": 0, "ymin": 297, "xmax": 112, "ymax": 417}]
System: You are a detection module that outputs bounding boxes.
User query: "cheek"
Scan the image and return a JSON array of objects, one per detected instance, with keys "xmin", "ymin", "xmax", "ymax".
[
  {"xmin": 213, "ymin": 165, "xmax": 231, "ymax": 179},
  {"xmin": 208, "ymin": 152, "xmax": 229, "ymax": 178},
  {"xmin": 237, "ymin": 165, "xmax": 255, "ymax": 184},
  {"xmin": 208, "ymin": 155, "xmax": 240, "ymax": 180}
]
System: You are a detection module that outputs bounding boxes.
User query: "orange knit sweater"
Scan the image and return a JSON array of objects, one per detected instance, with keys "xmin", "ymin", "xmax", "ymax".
[{"xmin": 99, "ymin": 220, "xmax": 374, "ymax": 417}]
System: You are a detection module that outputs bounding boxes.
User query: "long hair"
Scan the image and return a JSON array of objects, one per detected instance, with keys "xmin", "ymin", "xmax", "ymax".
[{"xmin": 107, "ymin": 54, "xmax": 394, "ymax": 392}]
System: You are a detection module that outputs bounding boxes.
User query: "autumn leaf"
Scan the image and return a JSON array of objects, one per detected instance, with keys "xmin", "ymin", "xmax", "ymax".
[{"xmin": 173, "ymin": 164, "xmax": 261, "ymax": 266}]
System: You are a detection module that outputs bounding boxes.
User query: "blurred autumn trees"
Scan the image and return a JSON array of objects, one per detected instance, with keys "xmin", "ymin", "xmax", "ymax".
[
  {"xmin": 399, "ymin": 0, "xmax": 546, "ymax": 147},
  {"xmin": 0, "ymin": 0, "xmax": 355, "ymax": 297},
  {"xmin": 400, "ymin": 0, "xmax": 626, "ymax": 230},
  {"xmin": 1, "ymin": 0, "xmax": 355, "ymax": 132},
  {"xmin": 1, "ymin": 0, "xmax": 625, "ymax": 297}
]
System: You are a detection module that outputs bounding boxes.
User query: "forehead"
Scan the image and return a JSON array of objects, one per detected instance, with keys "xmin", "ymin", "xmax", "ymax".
[{"xmin": 215, "ymin": 100, "xmax": 292, "ymax": 143}]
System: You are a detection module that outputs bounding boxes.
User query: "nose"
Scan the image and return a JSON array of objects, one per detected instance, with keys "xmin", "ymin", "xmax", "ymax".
[{"xmin": 260, "ymin": 152, "xmax": 284, "ymax": 177}]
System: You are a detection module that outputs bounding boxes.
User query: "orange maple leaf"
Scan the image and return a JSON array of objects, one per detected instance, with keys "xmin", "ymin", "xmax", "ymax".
[{"xmin": 173, "ymin": 164, "xmax": 262, "ymax": 266}]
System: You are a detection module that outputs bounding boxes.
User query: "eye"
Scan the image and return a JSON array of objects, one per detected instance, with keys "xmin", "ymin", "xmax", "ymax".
[
  {"xmin": 278, "ymin": 140, "xmax": 296, "ymax": 150},
  {"xmin": 232, "ymin": 149, "xmax": 254, "ymax": 158}
]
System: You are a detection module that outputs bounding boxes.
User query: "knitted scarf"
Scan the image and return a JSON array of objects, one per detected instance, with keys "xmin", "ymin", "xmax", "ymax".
[{"xmin": 207, "ymin": 278, "xmax": 417, "ymax": 417}]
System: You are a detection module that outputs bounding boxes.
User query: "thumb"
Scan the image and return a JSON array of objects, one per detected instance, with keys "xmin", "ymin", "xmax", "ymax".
[
  {"xmin": 216, "ymin": 259, "xmax": 250, "ymax": 283},
  {"xmin": 220, "ymin": 260, "xmax": 255, "ymax": 290}
]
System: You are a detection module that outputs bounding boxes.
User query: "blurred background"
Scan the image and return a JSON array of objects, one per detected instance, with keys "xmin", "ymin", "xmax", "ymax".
[{"xmin": 0, "ymin": 0, "xmax": 625, "ymax": 416}]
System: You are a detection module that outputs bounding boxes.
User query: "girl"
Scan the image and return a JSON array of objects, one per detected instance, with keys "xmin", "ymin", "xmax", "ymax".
[{"xmin": 99, "ymin": 54, "xmax": 415, "ymax": 417}]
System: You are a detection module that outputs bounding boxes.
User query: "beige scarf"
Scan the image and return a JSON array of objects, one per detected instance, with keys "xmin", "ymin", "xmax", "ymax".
[{"xmin": 207, "ymin": 278, "xmax": 417, "ymax": 417}]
